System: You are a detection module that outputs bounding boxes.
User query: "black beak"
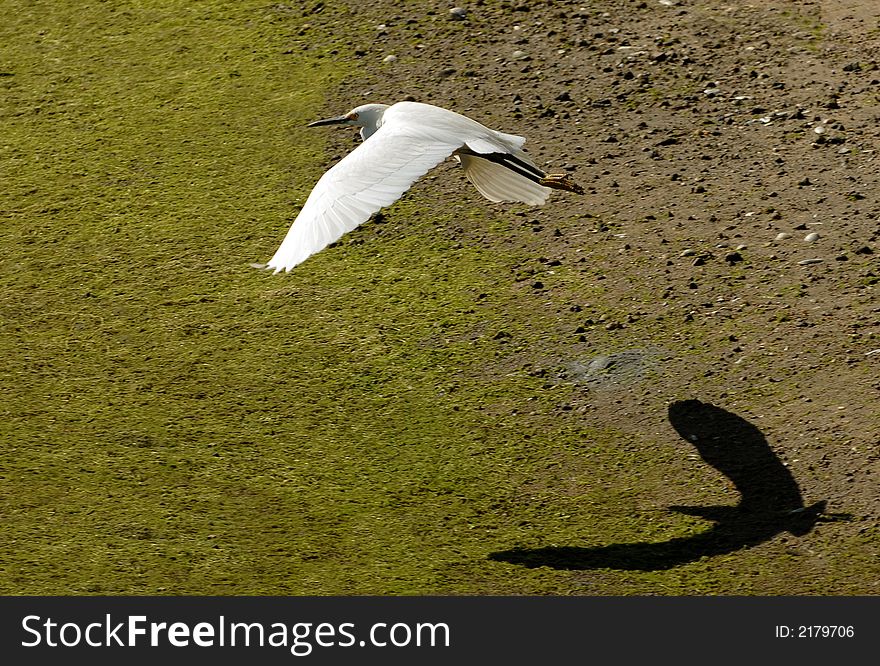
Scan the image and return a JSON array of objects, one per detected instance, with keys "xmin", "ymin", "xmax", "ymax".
[{"xmin": 307, "ymin": 115, "xmax": 349, "ymax": 128}]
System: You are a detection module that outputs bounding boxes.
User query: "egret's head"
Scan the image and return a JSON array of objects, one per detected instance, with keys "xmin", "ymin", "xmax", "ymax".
[{"xmin": 308, "ymin": 104, "xmax": 390, "ymax": 140}]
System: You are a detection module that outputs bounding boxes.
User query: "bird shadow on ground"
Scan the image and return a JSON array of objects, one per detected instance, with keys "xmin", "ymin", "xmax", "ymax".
[{"xmin": 489, "ymin": 399, "xmax": 846, "ymax": 572}]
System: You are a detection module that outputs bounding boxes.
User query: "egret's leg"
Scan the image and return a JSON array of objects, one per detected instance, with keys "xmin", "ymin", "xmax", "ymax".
[{"xmin": 539, "ymin": 173, "xmax": 585, "ymax": 195}]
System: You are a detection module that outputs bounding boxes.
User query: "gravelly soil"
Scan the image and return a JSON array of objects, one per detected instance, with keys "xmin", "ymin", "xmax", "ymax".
[{"xmin": 294, "ymin": 0, "xmax": 879, "ymax": 584}]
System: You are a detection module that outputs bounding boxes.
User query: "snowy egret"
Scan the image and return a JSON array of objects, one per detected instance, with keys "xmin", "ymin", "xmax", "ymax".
[{"xmin": 266, "ymin": 101, "xmax": 583, "ymax": 272}]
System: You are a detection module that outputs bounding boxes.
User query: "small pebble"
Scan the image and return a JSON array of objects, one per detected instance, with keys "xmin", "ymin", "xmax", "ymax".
[
  {"xmin": 382, "ymin": 54, "xmax": 397, "ymax": 63},
  {"xmin": 449, "ymin": 7, "xmax": 467, "ymax": 20},
  {"xmin": 804, "ymin": 232, "xmax": 820, "ymax": 242},
  {"xmin": 775, "ymin": 232, "xmax": 791, "ymax": 241},
  {"xmin": 511, "ymin": 50, "xmax": 529, "ymax": 60},
  {"xmin": 680, "ymin": 248, "xmax": 695, "ymax": 257},
  {"xmin": 797, "ymin": 258, "xmax": 824, "ymax": 265}
]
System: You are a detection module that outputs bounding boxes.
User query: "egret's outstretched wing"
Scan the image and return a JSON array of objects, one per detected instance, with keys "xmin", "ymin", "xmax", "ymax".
[{"xmin": 267, "ymin": 125, "xmax": 461, "ymax": 272}]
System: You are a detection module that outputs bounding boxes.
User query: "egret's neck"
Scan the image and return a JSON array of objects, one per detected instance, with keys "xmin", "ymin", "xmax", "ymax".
[
  {"xmin": 360, "ymin": 122, "xmax": 381, "ymax": 141},
  {"xmin": 349, "ymin": 103, "xmax": 389, "ymax": 141}
]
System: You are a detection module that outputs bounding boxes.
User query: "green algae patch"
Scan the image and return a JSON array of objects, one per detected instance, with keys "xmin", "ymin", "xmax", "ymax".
[{"xmin": 0, "ymin": 0, "xmax": 353, "ymax": 594}]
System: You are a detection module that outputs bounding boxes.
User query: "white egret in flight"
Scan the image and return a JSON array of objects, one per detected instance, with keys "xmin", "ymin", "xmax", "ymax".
[{"xmin": 266, "ymin": 101, "xmax": 583, "ymax": 272}]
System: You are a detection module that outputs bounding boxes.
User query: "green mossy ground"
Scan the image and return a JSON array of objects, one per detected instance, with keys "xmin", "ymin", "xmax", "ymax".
[{"xmin": 1, "ymin": 1, "xmax": 874, "ymax": 595}]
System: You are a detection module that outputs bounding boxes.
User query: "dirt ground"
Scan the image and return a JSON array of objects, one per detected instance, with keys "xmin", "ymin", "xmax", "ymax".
[{"xmin": 302, "ymin": 0, "xmax": 879, "ymax": 582}]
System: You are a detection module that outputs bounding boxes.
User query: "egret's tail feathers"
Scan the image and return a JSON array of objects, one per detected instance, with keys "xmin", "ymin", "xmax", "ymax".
[
  {"xmin": 459, "ymin": 154, "xmax": 551, "ymax": 206},
  {"xmin": 539, "ymin": 173, "xmax": 585, "ymax": 195}
]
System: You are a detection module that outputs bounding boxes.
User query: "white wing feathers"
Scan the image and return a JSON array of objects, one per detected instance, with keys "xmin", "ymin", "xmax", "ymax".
[
  {"xmin": 458, "ymin": 153, "xmax": 551, "ymax": 206},
  {"xmin": 267, "ymin": 125, "xmax": 460, "ymax": 272},
  {"xmin": 267, "ymin": 101, "xmax": 550, "ymax": 272}
]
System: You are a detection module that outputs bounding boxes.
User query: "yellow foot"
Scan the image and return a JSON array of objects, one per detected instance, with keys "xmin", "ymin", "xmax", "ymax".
[{"xmin": 539, "ymin": 173, "xmax": 585, "ymax": 195}]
